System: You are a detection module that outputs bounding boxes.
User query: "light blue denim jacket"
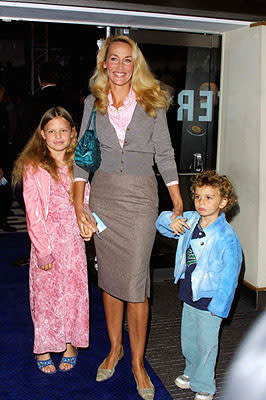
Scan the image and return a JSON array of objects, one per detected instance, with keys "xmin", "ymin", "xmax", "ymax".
[{"xmin": 156, "ymin": 211, "xmax": 242, "ymax": 318}]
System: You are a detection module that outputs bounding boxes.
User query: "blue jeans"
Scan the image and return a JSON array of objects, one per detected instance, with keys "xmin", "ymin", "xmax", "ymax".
[{"xmin": 181, "ymin": 302, "xmax": 222, "ymax": 394}]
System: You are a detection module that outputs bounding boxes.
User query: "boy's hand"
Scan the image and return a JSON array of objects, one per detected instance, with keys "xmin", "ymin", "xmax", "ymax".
[{"xmin": 170, "ymin": 217, "xmax": 190, "ymax": 236}]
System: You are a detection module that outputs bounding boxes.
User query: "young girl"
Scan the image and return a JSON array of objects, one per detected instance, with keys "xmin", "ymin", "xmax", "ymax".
[
  {"xmin": 156, "ymin": 170, "xmax": 242, "ymax": 400},
  {"xmin": 12, "ymin": 107, "xmax": 89, "ymax": 374}
]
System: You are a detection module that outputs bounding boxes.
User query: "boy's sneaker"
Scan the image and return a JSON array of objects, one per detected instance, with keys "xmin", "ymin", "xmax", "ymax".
[
  {"xmin": 174, "ymin": 374, "xmax": 190, "ymax": 389},
  {"xmin": 195, "ymin": 392, "xmax": 213, "ymax": 400}
]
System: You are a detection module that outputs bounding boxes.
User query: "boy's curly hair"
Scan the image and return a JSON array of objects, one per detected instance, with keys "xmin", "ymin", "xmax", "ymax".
[{"xmin": 190, "ymin": 170, "xmax": 237, "ymax": 213}]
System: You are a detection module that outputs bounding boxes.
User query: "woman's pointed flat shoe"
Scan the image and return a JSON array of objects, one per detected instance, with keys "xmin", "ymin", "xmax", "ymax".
[
  {"xmin": 132, "ymin": 370, "xmax": 155, "ymax": 400},
  {"xmin": 96, "ymin": 346, "xmax": 124, "ymax": 382}
]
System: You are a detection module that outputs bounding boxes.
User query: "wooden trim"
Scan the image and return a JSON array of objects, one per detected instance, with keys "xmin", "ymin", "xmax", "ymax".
[
  {"xmin": 250, "ymin": 21, "xmax": 266, "ymax": 28},
  {"xmin": 243, "ymin": 280, "xmax": 266, "ymax": 292}
]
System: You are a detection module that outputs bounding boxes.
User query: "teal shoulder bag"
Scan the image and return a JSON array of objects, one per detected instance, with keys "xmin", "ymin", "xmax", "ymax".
[{"xmin": 74, "ymin": 106, "xmax": 101, "ymax": 173}]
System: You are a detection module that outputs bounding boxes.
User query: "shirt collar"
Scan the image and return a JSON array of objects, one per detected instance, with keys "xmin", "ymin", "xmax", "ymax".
[
  {"xmin": 198, "ymin": 212, "xmax": 226, "ymax": 235},
  {"xmin": 108, "ymin": 87, "xmax": 136, "ymax": 110}
]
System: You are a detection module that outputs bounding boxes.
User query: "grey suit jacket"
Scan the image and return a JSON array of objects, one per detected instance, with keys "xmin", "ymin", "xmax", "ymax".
[{"xmin": 74, "ymin": 94, "xmax": 179, "ymax": 185}]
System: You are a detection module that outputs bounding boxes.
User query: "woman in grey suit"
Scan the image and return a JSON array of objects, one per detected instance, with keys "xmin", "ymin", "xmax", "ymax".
[{"xmin": 74, "ymin": 35, "xmax": 183, "ymax": 400}]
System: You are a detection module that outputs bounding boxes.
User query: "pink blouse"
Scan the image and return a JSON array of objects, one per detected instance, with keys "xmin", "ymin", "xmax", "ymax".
[{"xmin": 107, "ymin": 87, "xmax": 136, "ymax": 148}]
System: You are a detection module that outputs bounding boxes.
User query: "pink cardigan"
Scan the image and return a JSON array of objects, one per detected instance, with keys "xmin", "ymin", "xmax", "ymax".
[{"xmin": 23, "ymin": 165, "xmax": 89, "ymax": 266}]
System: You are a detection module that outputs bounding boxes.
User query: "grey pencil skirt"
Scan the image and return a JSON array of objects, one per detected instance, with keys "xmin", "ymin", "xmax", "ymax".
[{"xmin": 89, "ymin": 169, "xmax": 159, "ymax": 302}]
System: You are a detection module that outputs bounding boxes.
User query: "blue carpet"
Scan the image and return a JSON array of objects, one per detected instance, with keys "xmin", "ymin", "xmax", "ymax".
[{"xmin": 0, "ymin": 233, "xmax": 172, "ymax": 400}]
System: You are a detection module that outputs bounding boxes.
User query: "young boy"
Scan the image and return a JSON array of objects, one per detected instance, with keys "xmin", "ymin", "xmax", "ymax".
[{"xmin": 156, "ymin": 170, "xmax": 242, "ymax": 400}]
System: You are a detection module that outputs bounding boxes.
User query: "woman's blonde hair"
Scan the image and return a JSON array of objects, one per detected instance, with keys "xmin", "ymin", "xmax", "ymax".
[
  {"xmin": 12, "ymin": 107, "xmax": 77, "ymax": 195},
  {"xmin": 190, "ymin": 170, "xmax": 237, "ymax": 213},
  {"xmin": 89, "ymin": 35, "xmax": 171, "ymax": 117}
]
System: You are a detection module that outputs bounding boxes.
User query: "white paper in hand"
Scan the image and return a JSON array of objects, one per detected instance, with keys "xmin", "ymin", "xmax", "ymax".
[{"xmin": 92, "ymin": 212, "xmax": 107, "ymax": 239}]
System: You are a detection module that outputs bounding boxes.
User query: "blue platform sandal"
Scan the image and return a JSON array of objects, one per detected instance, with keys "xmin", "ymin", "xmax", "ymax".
[
  {"xmin": 36, "ymin": 358, "xmax": 57, "ymax": 374},
  {"xmin": 59, "ymin": 350, "xmax": 78, "ymax": 373}
]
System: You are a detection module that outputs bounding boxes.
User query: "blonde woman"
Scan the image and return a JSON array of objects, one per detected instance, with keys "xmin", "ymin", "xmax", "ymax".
[
  {"xmin": 12, "ymin": 107, "xmax": 90, "ymax": 374},
  {"xmin": 74, "ymin": 35, "xmax": 183, "ymax": 399}
]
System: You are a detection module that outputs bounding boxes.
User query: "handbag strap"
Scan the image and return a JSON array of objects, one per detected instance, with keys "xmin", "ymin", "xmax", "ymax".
[
  {"xmin": 86, "ymin": 103, "xmax": 98, "ymax": 139},
  {"xmin": 92, "ymin": 110, "xmax": 97, "ymax": 139}
]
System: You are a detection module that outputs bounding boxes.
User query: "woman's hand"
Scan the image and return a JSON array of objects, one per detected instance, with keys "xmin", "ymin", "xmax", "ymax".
[
  {"xmin": 171, "ymin": 201, "xmax": 183, "ymax": 220},
  {"xmin": 167, "ymin": 184, "xmax": 184, "ymax": 219},
  {"xmin": 170, "ymin": 217, "xmax": 190, "ymax": 236},
  {"xmin": 39, "ymin": 262, "xmax": 53, "ymax": 271},
  {"xmin": 75, "ymin": 207, "xmax": 96, "ymax": 241}
]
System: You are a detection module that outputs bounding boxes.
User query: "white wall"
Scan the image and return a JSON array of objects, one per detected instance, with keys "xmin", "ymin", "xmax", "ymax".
[
  {"xmin": 218, "ymin": 25, "xmax": 266, "ymax": 288},
  {"xmin": 258, "ymin": 28, "xmax": 266, "ymax": 286}
]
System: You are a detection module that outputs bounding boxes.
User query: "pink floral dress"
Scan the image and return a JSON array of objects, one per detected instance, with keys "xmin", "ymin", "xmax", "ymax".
[{"xmin": 29, "ymin": 166, "xmax": 89, "ymax": 354}]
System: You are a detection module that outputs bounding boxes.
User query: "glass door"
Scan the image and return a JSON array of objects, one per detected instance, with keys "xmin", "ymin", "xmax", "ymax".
[{"xmin": 130, "ymin": 29, "xmax": 221, "ymax": 174}]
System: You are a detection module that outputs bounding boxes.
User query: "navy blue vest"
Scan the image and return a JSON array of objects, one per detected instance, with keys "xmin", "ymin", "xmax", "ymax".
[{"xmin": 178, "ymin": 222, "xmax": 212, "ymax": 310}]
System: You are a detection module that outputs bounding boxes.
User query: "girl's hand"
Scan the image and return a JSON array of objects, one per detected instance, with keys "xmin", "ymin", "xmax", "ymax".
[
  {"xmin": 74, "ymin": 181, "xmax": 95, "ymax": 241},
  {"xmin": 76, "ymin": 207, "xmax": 96, "ymax": 241},
  {"xmin": 39, "ymin": 262, "xmax": 53, "ymax": 271},
  {"xmin": 170, "ymin": 217, "xmax": 190, "ymax": 236}
]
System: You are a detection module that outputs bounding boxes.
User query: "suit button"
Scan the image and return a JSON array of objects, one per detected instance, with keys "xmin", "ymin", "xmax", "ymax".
[
  {"xmin": 120, "ymin": 169, "xmax": 123, "ymax": 172},
  {"xmin": 200, "ymin": 242, "xmax": 204, "ymax": 246},
  {"xmin": 124, "ymin": 140, "xmax": 127, "ymax": 144},
  {"xmin": 127, "ymin": 127, "xmax": 130, "ymax": 131},
  {"xmin": 121, "ymin": 151, "xmax": 124, "ymax": 155},
  {"xmin": 121, "ymin": 160, "xmax": 124, "ymax": 164}
]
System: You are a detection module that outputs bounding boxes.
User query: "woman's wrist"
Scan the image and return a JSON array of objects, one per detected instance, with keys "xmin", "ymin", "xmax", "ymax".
[
  {"xmin": 172, "ymin": 195, "xmax": 182, "ymax": 207},
  {"xmin": 167, "ymin": 184, "xmax": 183, "ymax": 216}
]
